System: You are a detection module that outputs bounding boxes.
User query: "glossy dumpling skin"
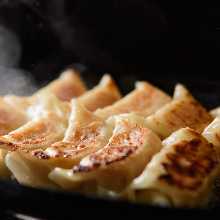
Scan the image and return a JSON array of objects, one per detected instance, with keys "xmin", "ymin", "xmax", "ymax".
[
  {"xmin": 210, "ymin": 107, "xmax": 220, "ymax": 118},
  {"xmin": 49, "ymin": 113, "xmax": 162, "ymax": 192},
  {"xmin": 145, "ymin": 84, "xmax": 213, "ymax": 139},
  {"xmin": 95, "ymin": 81, "xmax": 171, "ymax": 119},
  {"xmin": 129, "ymin": 127, "xmax": 220, "ymax": 207},
  {"xmin": 203, "ymin": 117, "xmax": 220, "ymax": 157}
]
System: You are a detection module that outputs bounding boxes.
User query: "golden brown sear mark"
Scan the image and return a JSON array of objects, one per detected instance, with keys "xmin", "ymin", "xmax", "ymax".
[
  {"xmin": 159, "ymin": 139, "xmax": 218, "ymax": 190},
  {"xmin": 74, "ymin": 146, "xmax": 138, "ymax": 172},
  {"xmin": 73, "ymin": 126, "xmax": 147, "ymax": 172},
  {"xmin": 31, "ymin": 122, "xmax": 103, "ymax": 160}
]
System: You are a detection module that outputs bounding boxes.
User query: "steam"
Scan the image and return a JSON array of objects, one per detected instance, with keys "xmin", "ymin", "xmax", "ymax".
[
  {"xmin": 0, "ymin": 26, "xmax": 21, "ymax": 67},
  {"xmin": 0, "ymin": 25, "xmax": 37, "ymax": 96}
]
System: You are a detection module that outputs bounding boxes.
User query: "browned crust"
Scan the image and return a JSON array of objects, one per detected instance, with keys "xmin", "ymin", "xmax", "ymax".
[
  {"xmin": 159, "ymin": 137, "xmax": 218, "ymax": 190},
  {"xmin": 74, "ymin": 146, "xmax": 138, "ymax": 172},
  {"xmin": 73, "ymin": 126, "xmax": 148, "ymax": 173}
]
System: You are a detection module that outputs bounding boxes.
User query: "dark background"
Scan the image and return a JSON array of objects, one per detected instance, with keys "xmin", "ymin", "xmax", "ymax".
[{"xmin": 0, "ymin": 1, "xmax": 220, "ymax": 80}]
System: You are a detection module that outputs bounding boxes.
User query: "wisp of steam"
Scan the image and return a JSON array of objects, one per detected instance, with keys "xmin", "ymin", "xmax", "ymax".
[{"xmin": 0, "ymin": 25, "xmax": 37, "ymax": 96}]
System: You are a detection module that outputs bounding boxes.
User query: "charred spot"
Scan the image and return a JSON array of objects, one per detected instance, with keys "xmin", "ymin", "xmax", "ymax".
[
  {"xmin": 32, "ymin": 150, "xmax": 50, "ymax": 159},
  {"xmin": 0, "ymin": 141, "xmax": 19, "ymax": 151},
  {"xmin": 174, "ymin": 139, "xmax": 201, "ymax": 154},
  {"xmin": 159, "ymin": 138, "xmax": 218, "ymax": 190}
]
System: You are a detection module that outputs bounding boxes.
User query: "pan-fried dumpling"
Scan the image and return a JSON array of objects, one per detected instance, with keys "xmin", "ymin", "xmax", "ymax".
[
  {"xmin": 0, "ymin": 93, "xmax": 70, "ymax": 151},
  {"xmin": 95, "ymin": 81, "xmax": 171, "ymax": 119},
  {"xmin": 4, "ymin": 100, "xmax": 114, "ymax": 188},
  {"xmin": 79, "ymin": 74, "xmax": 121, "ymax": 111},
  {"xmin": 145, "ymin": 84, "xmax": 213, "ymax": 139},
  {"xmin": 30, "ymin": 99, "xmax": 113, "ymax": 168},
  {"xmin": 0, "ymin": 94, "xmax": 76, "ymax": 152},
  {"xmin": 130, "ymin": 127, "xmax": 220, "ymax": 207},
  {"xmin": 203, "ymin": 117, "xmax": 220, "ymax": 156},
  {"xmin": 49, "ymin": 114, "xmax": 162, "ymax": 192},
  {"xmin": 36, "ymin": 69, "xmax": 87, "ymax": 102},
  {"xmin": 210, "ymin": 107, "xmax": 220, "ymax": 118}
]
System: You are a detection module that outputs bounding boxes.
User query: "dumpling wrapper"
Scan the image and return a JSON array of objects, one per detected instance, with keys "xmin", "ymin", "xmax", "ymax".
[
  {"xmin": 0, "ymin": 97, "xmax": 69, "ymax": 151},
  {"xmin": 4, "ymin": 100, "xmax": 114, "ymax": 188},
  {"xmin": 145, "ymin": 84, "xmax": 213, "ymax": 139},
  {"xmin": 95, "ymin": 81, "xmax": 171, "ymax": 119},
  {"xmin": 129, "ymin": 127, "xmax": 220, "ymax": 207},
  {"xmin": 78, "ymin": 74, "xmax": 121, "ymax": 111},
  {"xmin": 31, "ymin": 68, "xmax": 87, "ymax": 102},
  {"xmin": 49, "ymin": 113, "xmax": 162, "ymax": 193},
  {"xmin": 210, "ymin": 107, "xmax": 220, "ymax": 118},
  {"xmin": 203, "ymin": 117, "xmax": 220, "ymax": 157}
]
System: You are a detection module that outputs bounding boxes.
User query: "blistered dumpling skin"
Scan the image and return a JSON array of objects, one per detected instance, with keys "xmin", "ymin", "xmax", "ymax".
[
  {"xmin": 210, "ymin": 107, "xmax": 220, "ymax": 118},
  {"xmin": 130, "ymin": 127, "xmax": 220, "ymax": 208},
  {"xmin": 145, "ymin": 84, "xmax": 212, "ymax": 139},
  {"xmin": 203, "ymin": 117, "xmax": 220, "ymax": 156},
  {"xmin": 49, "ymin": 114, "xmax": 162, "ymax": 192},
  {"xmin": 79, "ymin": 74, "xmax": 121, "ymax": 112},
  {"xmin": 95, "ymin": 81, "xmax": 171, "ymax": 119}
]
